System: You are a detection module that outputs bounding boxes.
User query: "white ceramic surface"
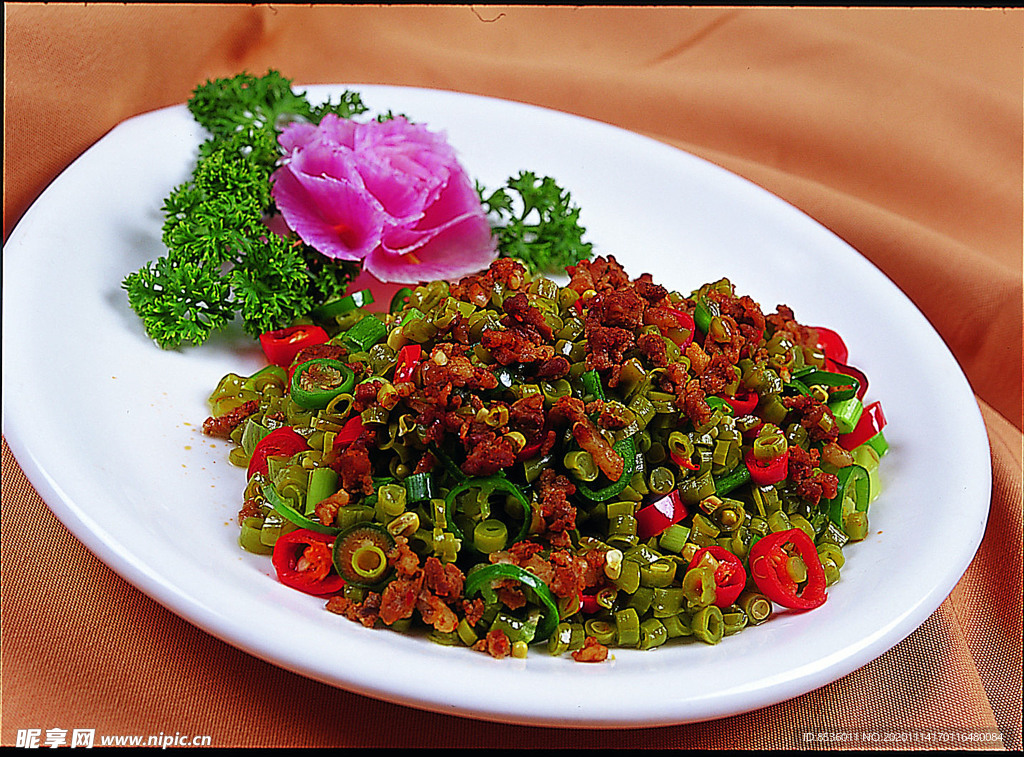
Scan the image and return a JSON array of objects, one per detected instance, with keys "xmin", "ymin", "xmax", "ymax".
[{"xmin": 2, "ymin": 85, "xmax": 991, "ymax": 728}]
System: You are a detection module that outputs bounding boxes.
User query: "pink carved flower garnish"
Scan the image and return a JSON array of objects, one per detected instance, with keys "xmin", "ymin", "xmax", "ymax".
[{"xmin": 271, "ymin": 114, "xmax": 497, "ymax": 283}]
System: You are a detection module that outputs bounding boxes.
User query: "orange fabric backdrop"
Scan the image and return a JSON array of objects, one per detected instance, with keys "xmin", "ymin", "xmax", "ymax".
[{"xmin": 3, "ymin": 4, "xmax": 1021, "ymax": 749}]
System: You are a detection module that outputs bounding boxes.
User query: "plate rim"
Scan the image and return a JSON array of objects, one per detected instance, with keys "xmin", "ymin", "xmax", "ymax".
[{"xmin": 1, "ymin": 83, "xmax": 993, "ymax": 729}]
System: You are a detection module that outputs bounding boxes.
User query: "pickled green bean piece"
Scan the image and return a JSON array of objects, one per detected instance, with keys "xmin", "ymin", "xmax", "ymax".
[
  {"xmin": 547, "ymin": 621, "xmax": 584, "ymax": 655},
  {"xmin": 648, "ymin": 466, "xmax": 675, "ymax": 496},
  {"xmin": 681, "ymin": 565, "xmax": 717, "ymax": 608},
  {"xmin": 228, "ymin": 445, "xmax": 250, "ymax": 468},
  {"xmin": 240, "ymin": 418, "xmax": 271, "ymax": 457},
  {"xmin": 335, "ymin": 505, "xmax": 375, "ymax": 530},
  {"xmin": 691, "ymin": 605, "xmax": 725, "ymax": 644},
  {"xmin": 612, "ymin": 558, "xmax": 642, "ymax": 594},
  {"xmin": 844, "ymin": 510, "xmax": 870, "ymax": 541},
  {"xmin": 607, "ymin": 514, "xmax": 639, "ymax": 549},
  {"xmin": 817, "ymin": 542, "xmax": 846, "ymax": 570},
  {"xmin": 767, "ymin": 509, "xmax": 792, "ymax": 533},
  {"xmin": 259, "ymin": 510, "xmax": 288, "ymax": 546},
  {"xmin": 722, "ymin": 608, "xmax": 748, "ymax": 636},
  {"xmin": 640, "ymin": 558, "xmax": 677, "ymax": 588},
  {"xmin": 584, "ymin": 619, "xmax": 617, "ymax": 645},
  {"xmin": 752, "ymin": 425, "xmax": 787, "ymax": 461},
  {"xmin": 789, "ymin": 513, "xmax": 816, "ymax": 541},
  {"xmin": 650, "ymin": 586, "xmax": 685, "ymax": 617},
  {"xmin": 627, "ymin": 586, "xmax": 655, "ymax": 615},
  {"xmin": 786, "ymin": 554, "xmax": 808, "ymax": 584},
  {"xmin": 239, "ymin": 516, "xmax": 274, "ymax": 555},
  {"xmin": 712, "ymin": 499, "xmax": 745, "ymax": 532},
  {"xmin": 759, "ymin": 394, "xmax": 788, "ymax": 425},
  {"xmin": 662, "ymin": 612, "xmax": 693, "ymax": 638},
  {"xmin": 658, "ymin": 523, "xmax": 691, "ymax": 554},
  {"xmin": 638, "ymin": 618, "xmax": 669, "ymax": 650},
  {"xmin": 737, "ymin": 591, "xmax": 773, "ymax": 626},
  {"xmin": 853, "ymin": 444, "xmax": 883, "ymax": 502},
  {"xmin": 304, "ymin": 466, "xmax": 338, "ymax": 516},
  {"xmin": 473, "ymin": 519, "xmax": 509, "ymax": 553},
  {"xmin": 564, "ymin": 450, "xmax": 599, "ymax": 482},
  {"xmin": 615, "ymin": 608, "xmax": 641, "ymax": 647},
  {"xmin": 677, "ymin": 471, "xmax": 716, "ymax": 505}
]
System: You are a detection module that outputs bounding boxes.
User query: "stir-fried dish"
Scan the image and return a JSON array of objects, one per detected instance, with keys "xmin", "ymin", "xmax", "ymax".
[{"xmin": 203, "ymin": 255, "xmax": 888, "ymax": 662}]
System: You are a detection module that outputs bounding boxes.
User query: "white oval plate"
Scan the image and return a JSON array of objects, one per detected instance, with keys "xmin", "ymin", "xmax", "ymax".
[{"xmin": 2, "ymin": 85, "xmax": 991, "ymax": 728}]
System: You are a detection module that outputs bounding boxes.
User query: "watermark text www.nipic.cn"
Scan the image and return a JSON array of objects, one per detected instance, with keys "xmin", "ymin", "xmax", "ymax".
[
  {"xmin": 15, "ymin": 728, "xmax": 213, "ymax": 749},
  {"xmin": 801, "ymin": 730, "xmax": 1004, "ymax": 745}
]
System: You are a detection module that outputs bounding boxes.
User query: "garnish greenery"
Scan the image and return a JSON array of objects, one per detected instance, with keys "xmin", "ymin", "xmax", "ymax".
[
  {"xmin": 480, "ymin": 171, "xmax": 593, "ymax": 276},
  {"xmin": 123, "ymin": 70, "xmax": 593, "ymax": 349},
  {"xmin": 122, "ymin": 71, "xmax": 366, "ymax": 349}
]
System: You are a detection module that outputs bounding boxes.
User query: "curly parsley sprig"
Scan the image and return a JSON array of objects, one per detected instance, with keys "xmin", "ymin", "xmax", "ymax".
[
  {"xmin": 122, "ymin": 71, "xmax": 365, "ymax": 349},
  {"xmin": 188, "ymin": 69, "xmax": 368, "ymax": 142},
  {"xmin": 480, "ymin": 170, "xmax": 594, "ymax": 276}
]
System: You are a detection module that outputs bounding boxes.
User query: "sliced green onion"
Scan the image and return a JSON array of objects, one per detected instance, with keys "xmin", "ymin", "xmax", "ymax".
[
  {"xmin": 312, "ymin": 289, "xmax": 374, "ymax": 321},
  {"xmin": 304, "ymin": 466, "xmax": 338, "ymax": 516},
  {"xmin": 343, "ymin": 316, "xmax": 388, "ymax": 351},
  {"xmin": 829, "ymin": 396, "xmax": 864, "ymax": 434}
]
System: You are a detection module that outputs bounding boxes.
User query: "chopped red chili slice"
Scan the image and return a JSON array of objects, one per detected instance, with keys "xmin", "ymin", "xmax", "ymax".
[
  {"xmin": 838, "ymin": 400, "xmax": 886, "ymax": 450},
  {"xmin": 271, "ymin": 529, "xmax": 345, "ymax": 595},
  {"xmin": 665, "ymin": 307, "xmax": 695, "ymax": 348},
  {"xmin": 825, "ymin": 356, "xmax": 869, "ymax": 400},
  {"xmin": 516, "ymin": 439, "xmax": 544, "ymax": 463},
  {"xmin": 813, "ymin": 326, "xmax": 848, "ymax": 364},
  {"xmin": 394, "ymin": 343, "xmax": 422, "ymax": 384},
  {"xmin": 331, "ymin": 416, "xmax": 366, "ymax": 450},
  {"xmin": 259, "ymin": 325, "xmax": 330, "ymax": 367},
  {"xmin": 748, "ymin": 528, "xmax": 827, "ymax": 610},
  {"xmin": 743, "ymin": 447, "xmax": 789, "ymax": 486},
  {"xmin": 719, "ymin": 389, "xmax": 758, "ymax": 415},
  {"xmin": 688, "ymin": 546, "xmax": 746, "ymax": 608},
  {"xmin": 247, "ymin": 426, "xmax": 309, "ymax": 479},
  {"xmin": 635, "ymin": 489, "xmax": 689, "ymax": 540},
  {"xmin": 669, "ymin": 449, "xmax": 701, "ymax": 471}
]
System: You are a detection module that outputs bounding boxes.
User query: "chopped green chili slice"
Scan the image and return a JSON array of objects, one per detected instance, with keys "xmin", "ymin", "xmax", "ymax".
[
  {"xmin": 826, "ymin": 464, "xmax": 871, "ymax": 531},
  {"xmin": 576, "ymin": 436, "xmax": 638, "ymax": 502},
  {"xmin": 291, "ymin": 359, "xmax": 355, "ymax": 410},
  {"xmin": 863, "ymin": 430, "xmax": 890, "ymax": 457},
  {"xmin": 444, "ymin": 475, "xmax": 532, "ymax": 548},
  {"xmin": 705, "ymin": 396, "xmax": 734, "ymax": 416},
  {"xmin": 581, "ymin": 369, "xmax": 606, "ymax": 401},
  {"xmin": 332, "ymin": 522, "xmax": 395, "ymax": 589},
  {"xmin": 263, "ymin": 482, "xmax": 340, "ymax": 536},
  {"xmin": 464, "ymin": 563, "xmax": 559, "ymax": 642},
  {"xmin": 404, "ymin": 471, "xmax": 435, "ymax": 504},
  {"xmin": 239, "ymin": 516, "xmax": 274, "ymax": 555},
  {"xmin": 693, "ymin": 294, "xmax": 716, "ymax": 334},
  {"xmin": 788, "ymin": 369, "xmax": 860, "ymax": 402},
  {"xmin": 615, "ymin": 607, "xmax": 641, "ymax": 647}
]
